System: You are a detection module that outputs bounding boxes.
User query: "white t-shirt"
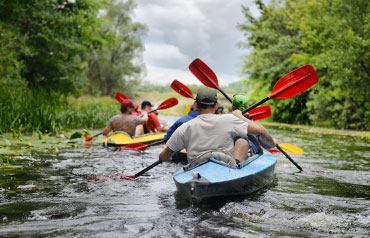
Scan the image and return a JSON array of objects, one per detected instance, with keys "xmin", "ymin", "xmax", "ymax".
[{"xmin": 166, "ymin": 113, "xmax": 249, "ymax": 164}]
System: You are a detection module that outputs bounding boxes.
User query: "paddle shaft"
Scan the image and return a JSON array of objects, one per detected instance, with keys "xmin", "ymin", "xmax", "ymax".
[
  {"xmin": 242, "ymin": 96, "xmax": 270, "ymax": 114},
  {"xmin": 134, "ymin": 160, "xmax": 162, "ymax": 178},
  {"xmin": 276, "ymin": 144, "xmax": 303, "ymax": 172},
  {"xmin": 219, "ymin": 88, "xmax": 233, "ymax": 103},
  {"xmin": 85, "ymin": 132, "xmax": 103, "ymax": 141},
  {"xmin": 93, "ymin": 132, "xmax": 102, "ymax": 137}
]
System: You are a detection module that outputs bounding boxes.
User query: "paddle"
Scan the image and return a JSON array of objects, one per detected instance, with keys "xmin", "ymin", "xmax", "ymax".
[
  {"xmin": 248, "ymin": 105, "xmax": 272, "ymax": 121},
  {"xmin": 124, "ymin": 160, "xmax": 162, "ymax": 179},
  {"xmin": 114, "ymin": 91, "xmax": 129, "ymax": 103},
  {"xmin": 117, "ymin": 143, "xmax": 149, "ymax": 151},
  {"xmin": 85, "ymin": 132, "xmax": 102, "ymax": 142},
  {"xmin": 170, "ymin": 80, "xmax": 194, "ymax": 99},
  {"xmin": 242, "ymin": 64, "xmax": 318, "ymax": 114},
  {"xmin": 90, "ymin": 160, "xmax": 162, "ymax": 181},
  {"xmin": 114, "ymin": 92, "xmax": 140, "ymax": 110},
  {"xmin": 148, "ymin": 97, "xmax": 178, "ymax": 113},
  {"xmin": 276, "ymin": 144, "xmax": 303, "ymax": 171},
  {"xmin": 267, "ymin": 143, "xmax": 303, "ymax": 154},
  {"xmin": 189, "ymin": 58, "xmax": 232, "ymax": 102}
]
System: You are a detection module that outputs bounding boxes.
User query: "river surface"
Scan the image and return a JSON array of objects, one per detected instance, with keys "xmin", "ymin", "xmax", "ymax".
[{"xmin": 0, "ymin": 116, "xmax": 369, "ymax": 237}]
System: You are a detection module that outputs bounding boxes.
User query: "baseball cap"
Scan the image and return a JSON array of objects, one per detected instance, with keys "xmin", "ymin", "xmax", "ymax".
[
  {"xmin": 195, "ymin": 87, "xmax": 218, "ymax": 105},
  {"xmin": 121, "ymin": 99, "xmax": 136, "ymax": 109},
  {"xmin": 141, "ymin": 100, "xmax": 153, "ymax": 109}
]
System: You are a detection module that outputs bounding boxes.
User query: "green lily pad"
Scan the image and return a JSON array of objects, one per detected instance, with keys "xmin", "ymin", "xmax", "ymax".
[{"xmin": 69, "ymin": 131, "xmax": 83, "ymax": 140}]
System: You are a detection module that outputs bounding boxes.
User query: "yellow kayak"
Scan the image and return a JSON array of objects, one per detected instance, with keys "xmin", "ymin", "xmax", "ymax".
[{"xmin": 102, "ymin": 132, "xmax": 165, "ymax": 146}]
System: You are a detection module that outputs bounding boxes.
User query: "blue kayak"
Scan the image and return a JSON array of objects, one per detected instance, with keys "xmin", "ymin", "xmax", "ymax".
[{"xmin": 173, "ymin": 151, "xmax": 277, "ymax": 202}]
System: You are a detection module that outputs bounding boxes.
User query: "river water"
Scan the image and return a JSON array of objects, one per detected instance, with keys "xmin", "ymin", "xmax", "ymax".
[{"xmin": 0, "ymin": 116, "xmax": 369, "ymax": 237}]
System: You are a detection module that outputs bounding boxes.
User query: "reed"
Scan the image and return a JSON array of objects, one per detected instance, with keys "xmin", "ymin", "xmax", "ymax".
[{"xmin": 0, "ymin": 87, "xmax": 119, "ymax": 134}]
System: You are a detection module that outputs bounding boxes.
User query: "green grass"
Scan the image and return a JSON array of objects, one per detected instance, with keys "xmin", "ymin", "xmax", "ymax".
[{"xmin": 0, "ymin": 88, "xmax": 119, "ymax": 134}]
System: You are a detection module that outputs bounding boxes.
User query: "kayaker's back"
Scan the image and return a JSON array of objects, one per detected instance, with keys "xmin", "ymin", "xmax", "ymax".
[{"xmin": 169, "ymin": 113, "xmax": 249, "ymax": 164}]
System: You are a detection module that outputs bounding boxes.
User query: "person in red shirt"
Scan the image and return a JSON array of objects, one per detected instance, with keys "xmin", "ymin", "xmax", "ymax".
[{"xmin": 136, "ymin": 100, "xmax": 169, "ymax": 135}]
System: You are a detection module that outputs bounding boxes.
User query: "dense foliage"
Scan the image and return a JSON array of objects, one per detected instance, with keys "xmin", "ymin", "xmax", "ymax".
[
  {"xmin": 239, "ymin": 0, "xmax": 370, "ymax": 129},
  {"xmin": 86, "ymin": 0, "xmax": 146, "ymax": 97},
  {"xmin": 0, "ymin": 0, "xmax": 101, "ymax": 95},
  {"xmin": 0, "ymin": 0, "xmax": 144, "ymax": 133}
]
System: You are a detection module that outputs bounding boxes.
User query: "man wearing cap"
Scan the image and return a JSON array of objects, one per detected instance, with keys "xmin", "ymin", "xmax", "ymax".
[
  {"xmin": 136, "ymin": 100, "xmax": 168, "ymax": 135},
  {"xmin": 159, "ymin": 87, "xmax": 277, "ymax": 168},
  {"xmin": 102, "ymin": 99, "xmax": 148, "ymax": 137}
]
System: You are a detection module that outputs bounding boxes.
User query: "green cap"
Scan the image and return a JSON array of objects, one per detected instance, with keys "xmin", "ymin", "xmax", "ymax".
[
  {"xmin": 232, "ymin": 94, "xmax": 249, "ymax": 111},
  {"xmin": 195, "ymin": 87, "xmax": 218, "ymax": 105}
]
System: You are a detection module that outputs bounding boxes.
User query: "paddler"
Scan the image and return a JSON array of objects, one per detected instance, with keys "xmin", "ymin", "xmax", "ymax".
[
  {"xmin": 159, "ymin": 86, "xmax": 277, "ymax": 168},
  {"xmin": 164, "ymin": 104, "xmax": 198, "ymax": 143},
  {"xmin": 136, "ymin": 100, "xmax": 169, "ymax": 135},
  {"xmin": 102, "ymin": 99, "xmax": 148, "ymax": 137},
  {"xmin": 232, "ymin": 94, "xmax": 250, "ymax": 115},
  {"xmin": 231, "ymin": 94, "xmax": 258, "ymax": 154}
]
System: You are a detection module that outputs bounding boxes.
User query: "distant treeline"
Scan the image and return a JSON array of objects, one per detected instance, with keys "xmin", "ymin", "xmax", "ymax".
[
  {"xmin": 239, "ymin": 0, "xmax": 370, "ymax": 130},
  {"xmin": 138, "ymin": 80, "xmax": 251, "ymax": 96}
]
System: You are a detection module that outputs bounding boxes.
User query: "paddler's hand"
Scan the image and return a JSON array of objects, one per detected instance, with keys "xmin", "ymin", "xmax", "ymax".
[
  {"xmin": 232, "ymin": 109, "xmax": 251, "ymax": 122},
  {"xmin": 140, "ymin": 111, "xmax": 148, "ymax": 122},
  {"xmin": 159, "ymin": 146, "xmax": 173, "ymax": 162},
  {"xmin": 243, "ymin": 112, "xmax": 250, "ymax": 117},
  {"xmin": 232, "ymin": 109, "xmax": 243, "ymax": 118},
  {"xmin": 273, "ymin": 138, "xmax": 279, "ymax": 146}
]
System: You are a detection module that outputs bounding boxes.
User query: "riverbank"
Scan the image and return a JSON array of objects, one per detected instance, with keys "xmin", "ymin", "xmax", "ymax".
[{"xmin": 261, "ymin": 121, "xmax": 370, "ymax": 142}]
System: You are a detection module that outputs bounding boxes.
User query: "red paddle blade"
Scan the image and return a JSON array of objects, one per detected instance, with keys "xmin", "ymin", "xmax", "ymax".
[
  {"xmin": 249, "ymin": 105, "xmax": 272, "ymax": 121},
  {"xmin": 117, "ymin": 143, "xmax": 148, "ymax": 151},
  {"xmin": 85, "ymin": 136, "xmax": 93, "ymax": 142},
  {"xmin": 267, "ymin": 148, "xmax": 280, "ymax": 153},
  {"xmin": 189, "ymin": 58, "xmax": 220, "ymax": 90},
  {"xmin": 269, "ymin": 65, "xmax": 319, "ymax": 99},
  {"xmin": 114, "ymin": 92, "xmax": 139, "ymax": 110},
  {"xmin": 156, "ymin": 97, "xmax": 178, "ymax": 110},
  {"xmin": 171, "ymin": 80, "xmax": 194, "ymax": 99},
  {"xmin": 114, "ymin": 92, "xmax": 129, "ymax": 103}
]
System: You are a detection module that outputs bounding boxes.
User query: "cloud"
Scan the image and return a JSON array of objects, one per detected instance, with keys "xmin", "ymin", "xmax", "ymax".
[
  {"xmin": 144, "ymin": 64, "xmax": 240, "ymax": 86},
  {"xmin": 133, "ymin": 0, "xmax": 261, "ymax": 85}
]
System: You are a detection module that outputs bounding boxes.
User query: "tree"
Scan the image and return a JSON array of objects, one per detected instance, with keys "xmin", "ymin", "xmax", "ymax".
[
  {"xmin": 86, "ymin": 0, "xmax": 146, "ymax": 97},
  {"xmin": 0, "ymin": 0, "xmax": 102, "ymax": 96},
  {"xmin": 238, "ymin": 0, "xmax": 370, "ymax": 129}
]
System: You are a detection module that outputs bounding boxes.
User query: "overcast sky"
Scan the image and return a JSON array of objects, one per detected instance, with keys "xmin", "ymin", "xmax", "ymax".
[{"xmin": 133, "ymin": 0, "xmax": 261, "ymax": 86}]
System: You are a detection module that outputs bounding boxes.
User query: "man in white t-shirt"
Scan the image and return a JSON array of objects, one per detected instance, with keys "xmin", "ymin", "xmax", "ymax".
[{"xmin": 159, "ymin": 87, "xmax": 277, "ymax": 167}]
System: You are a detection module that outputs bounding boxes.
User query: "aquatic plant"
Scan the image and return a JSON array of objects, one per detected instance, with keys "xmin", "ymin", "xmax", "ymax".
[{"xmin": 0, "ymin": 87, "xmax": 119, "ymax": 134}]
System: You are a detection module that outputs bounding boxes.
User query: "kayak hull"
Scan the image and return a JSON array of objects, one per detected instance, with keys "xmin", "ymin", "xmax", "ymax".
[
  {"xmin": 173, "ymin": 151, "xmax": 276, "ymax": 202},
  {"xmin": 102, "ymin": 132, "xmax": 165, "ymax": 146}
]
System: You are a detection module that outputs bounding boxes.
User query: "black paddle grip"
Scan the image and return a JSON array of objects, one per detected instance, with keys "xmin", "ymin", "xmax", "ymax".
[
  {"xmin": 134, "ymin": 160, "xmax": 162, "ymax": 178},
  {"xmin": 276, "ymin": 145, "xmax": 303, "ymax": 172}
]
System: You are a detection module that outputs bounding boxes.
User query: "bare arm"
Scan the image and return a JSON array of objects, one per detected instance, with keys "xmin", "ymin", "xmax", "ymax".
[
  {"xmin": 159, "ymin": 146, "xmax": 174, "ymax": 162},
  {"xmin": 140, "ymin": 111, "xmax": 148, "ymax": 122},
  {"xmin": 156, "ymin": 125, "xmax": 170, "ymax": 132},
  {"xmin": 232, "ymin": 110, "xmax": 276, "ymax": 149},
  {"xmin": 102, "ymin": 126, "xmax": 111, "ymax": 136}
]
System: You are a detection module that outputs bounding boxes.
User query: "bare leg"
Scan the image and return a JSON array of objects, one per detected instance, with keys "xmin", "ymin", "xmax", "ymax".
[
  {"xmin": 135, "ymin": 124, "xmax": 144, "ymax": 135},
  {"xmin": 233, "ymin": 138, "xmax": 249, "ymax": 162}
]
